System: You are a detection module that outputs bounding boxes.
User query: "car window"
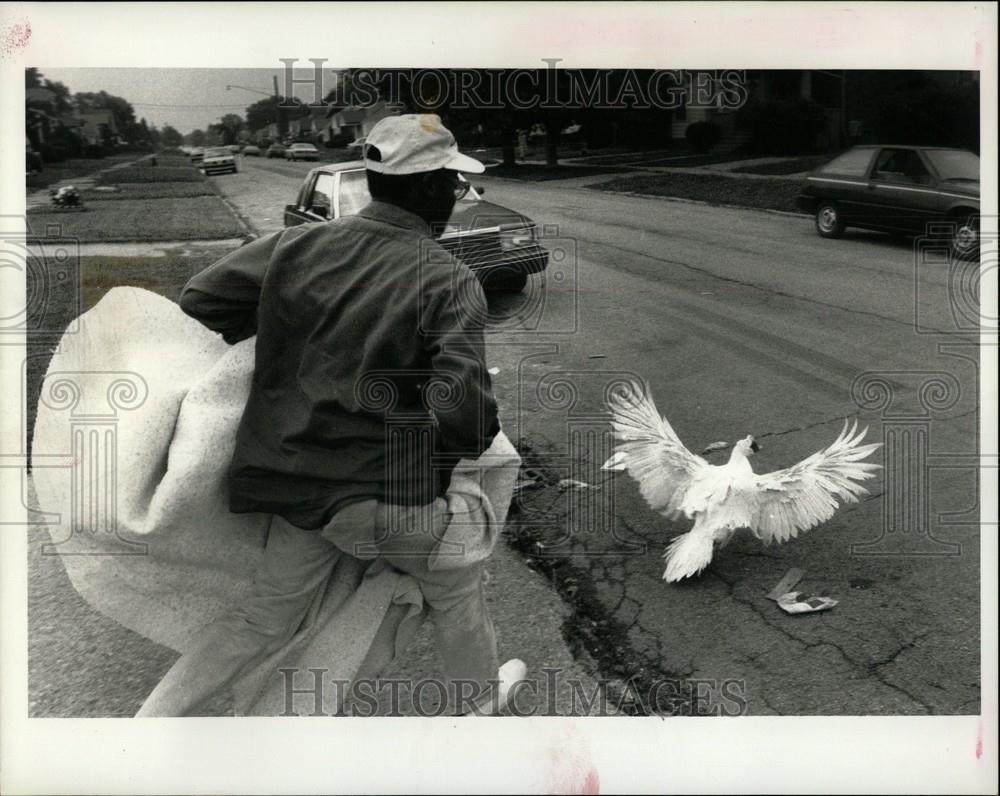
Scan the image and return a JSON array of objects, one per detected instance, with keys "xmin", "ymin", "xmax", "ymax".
[
  {"xmin": 205, "ymin": 148, "xmax": 229, "ymax": 157},
  {"xmin": 924, "ymin": 150, "xmax": 979, "ymax": 181},
  {"xmin": 872, "ymin": 149, "xmax": 931, "ymax": 185},
  {"xmin": 307, "ymin": 173, "xmax": 334, "ymax": 219},
  {"xmin": 337, "ymin": 170, "xmax": 371, "ymax": 217},
  {"xmin": 818, "ymin": 149, "xmax": 874, "ymax": 178}
]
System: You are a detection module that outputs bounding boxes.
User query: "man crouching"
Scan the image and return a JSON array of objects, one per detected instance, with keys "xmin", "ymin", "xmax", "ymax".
[{"xmin": 136, "ymin": 115, "xmax": 526, "ymax": 717}]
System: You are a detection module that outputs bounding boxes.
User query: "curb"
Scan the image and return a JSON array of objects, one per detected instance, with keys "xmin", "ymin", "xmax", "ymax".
[{"xmin": 582, "ymin": 185, "xmax": 811, "ymax": 219}]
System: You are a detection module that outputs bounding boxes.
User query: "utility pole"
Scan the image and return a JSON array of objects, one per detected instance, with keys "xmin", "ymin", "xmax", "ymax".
[{"xmin": 273, "ymin": 74, "xmax": 288, "ymax": 138}]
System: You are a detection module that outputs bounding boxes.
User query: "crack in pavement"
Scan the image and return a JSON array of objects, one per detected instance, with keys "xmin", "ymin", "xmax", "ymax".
[
  {"xmin": 507, "ymin": 441, "xmax": 700, "ymax": 715},
  {"xmin": 708, "ymin": 569, "xmax": 934, "ymax": 713}
]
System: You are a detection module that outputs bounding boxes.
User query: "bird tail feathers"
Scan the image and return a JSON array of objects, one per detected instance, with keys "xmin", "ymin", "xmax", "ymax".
[{"xmin": 662, "ymin": 530, "xmax": 714, "ymax": 583}]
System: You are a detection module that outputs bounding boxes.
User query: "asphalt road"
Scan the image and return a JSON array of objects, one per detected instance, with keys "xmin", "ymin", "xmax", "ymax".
[
  {"xmin": 29, "ymin": 155, "xmax": 981, "ymax": 717},
  {"xmin": 221, "ymin": 156, "xmax": 981, "ymax": 715}
]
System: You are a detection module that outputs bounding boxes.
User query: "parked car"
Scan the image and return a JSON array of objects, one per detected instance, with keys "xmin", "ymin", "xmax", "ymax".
[
  {"xmin": 189, "ymin": 147, "xmax": 205, "ymax": 165},
  {"xmin": 346, "ymin": 136, "xmax": 366, "ymax": 154},
  {"xmin": 227, "ymin": 144, "xmax": 241, "ymax": 153},
  {"xmin": 266, "ymin": 143, "xmax": 286, "ymax": 159},
  {"xmin": 200, "ymin": 146, "xmax": 238, "ymax": 175},
  {"xmin": 285, "ymin": 142, "xmax": 320, "ymax": 162},
  {"xmin": 797, "ymin": 145, "xmax": 980, "ymax": 259},
  {"xmin": 284, "ymin": 161, "xmax": 548, "ymax": 292},
  {"xmin": 242, "ymin": 145, "xmax": 261, "ymax": 157}
]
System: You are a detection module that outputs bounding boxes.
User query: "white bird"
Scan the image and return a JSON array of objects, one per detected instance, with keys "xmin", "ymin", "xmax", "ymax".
[{"xmin": 602, "ymin": 382, "xmax": 882, "ymax": 582}]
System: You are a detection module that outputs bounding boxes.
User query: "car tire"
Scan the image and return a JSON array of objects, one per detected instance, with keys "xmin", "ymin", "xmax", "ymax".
[
  {"xmin": 815, "ymin": 202, "xmax": 846, "ymax": 238},
  {"xmin": 949, "ymin": 213, "xmax": 979, "ymax": 261}
]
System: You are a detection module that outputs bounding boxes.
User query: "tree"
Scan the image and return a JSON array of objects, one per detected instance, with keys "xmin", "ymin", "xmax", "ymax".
[
  {"xmin": 245, "ymin": 96, "xmax": 301, "ymax": 137},
  {"xmin": 209, "ymin": 113, "xmax": 245, "ymax": 145},
  {"xmin": 187, "ymin": 129, "xmax": 207, "ymax": 147},
  {"xmin": 161, "ymin": 125, "xmax": 183, "ymax": 148}
]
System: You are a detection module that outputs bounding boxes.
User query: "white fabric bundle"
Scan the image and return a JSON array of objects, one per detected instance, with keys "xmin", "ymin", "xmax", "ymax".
[{"xmin": 31, "ymin": 286, "xmax": 520, "ymax": 716}]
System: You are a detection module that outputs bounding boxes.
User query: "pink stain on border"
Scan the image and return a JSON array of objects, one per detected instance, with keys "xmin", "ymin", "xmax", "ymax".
[
  {"xmin": 976, "ymin": 719, "xmax": 983, "ymax": 759},
  {"xmin": 1, "ymin": 17, "xmax": 32, "ymax": 60},
  {"xmin": 546, "ymin": 747, "xmax": 601, "ymax": 794}
]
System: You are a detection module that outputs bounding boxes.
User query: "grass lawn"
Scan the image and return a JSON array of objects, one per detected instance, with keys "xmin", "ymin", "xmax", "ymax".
[
  {"xmin": 485, "ymin": 163, "xmax": 630, "ymax": 181},
  {"xmin": 97, "ymin": 165, "xmax": 203, "ymax": 183},
  {"xmin": 25, "ymin": 249, "xmax": 238, "ymax": 448},
  {"xmin": 730, "ymin": 155, "xmax": 832, "ymax": 175},
  {"xmin": 26, "ymin": 196, "xmax": 246, "ymax": 242},
  {"xmin": 25, "ymin": 155, "xmax": 139, "ymax": 191},
  {"xmin": 77, "ymin": 182, "xmax": 218, "ymax": 201},
  {"xmin": 589, "ymin": 171, "xmax": 808, "ymax": 214}
]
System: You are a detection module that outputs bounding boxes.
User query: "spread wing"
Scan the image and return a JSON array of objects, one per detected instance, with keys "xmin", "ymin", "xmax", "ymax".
[
  {"xmin": 729, "ymin": 420, "xmax": 882, "ymax": 544},
  {"xmin": 604, "ymin": 382, "xmax": 711, "ymax": 517}
]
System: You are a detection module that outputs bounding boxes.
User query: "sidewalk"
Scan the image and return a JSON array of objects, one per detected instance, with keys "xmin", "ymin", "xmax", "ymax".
[{"xmin": 26, "ymin": 154, "xmax": 154, "ymax": 209}]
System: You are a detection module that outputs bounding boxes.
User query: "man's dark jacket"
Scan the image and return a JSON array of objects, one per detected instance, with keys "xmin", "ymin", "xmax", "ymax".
[{"xmin": 180, "ymin": 200, "xmax": 500, "ymax": 530}]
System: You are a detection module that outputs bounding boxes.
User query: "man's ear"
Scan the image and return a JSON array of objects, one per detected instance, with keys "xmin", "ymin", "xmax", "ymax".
[{"xmin": 419, "ymin": 171, "xmax": 440, "ymax": 195}]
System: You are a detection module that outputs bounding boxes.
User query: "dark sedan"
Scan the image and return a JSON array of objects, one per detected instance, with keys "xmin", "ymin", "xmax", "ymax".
[
  {"xmin": 797, "ymin": 145, "xmax": 980, "ymax": 258},
  {"xmin": 284, "ymin": 161, "xmax": 549, "ymax": 292}
]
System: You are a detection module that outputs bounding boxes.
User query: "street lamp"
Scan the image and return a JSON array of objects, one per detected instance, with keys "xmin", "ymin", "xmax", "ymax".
[{"xmin": 225, "ymin": 84, "xmax": 275, "ymax": 98}]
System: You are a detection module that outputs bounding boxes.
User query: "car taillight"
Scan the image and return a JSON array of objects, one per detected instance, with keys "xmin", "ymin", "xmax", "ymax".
[{"xmin": 499, "ymin": 225, "xmax": 536, "ymax": 251}]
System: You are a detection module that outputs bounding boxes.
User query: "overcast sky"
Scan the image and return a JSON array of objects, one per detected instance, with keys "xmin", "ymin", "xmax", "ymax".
[{"xmin": 37, "ymin": 67, "xmax": 341, "ymax": 133}]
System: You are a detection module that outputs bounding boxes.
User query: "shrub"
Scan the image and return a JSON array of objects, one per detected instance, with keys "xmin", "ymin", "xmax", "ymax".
[
  {"xmin": 40, "ymin": 144, "xmax": 68, "ymax": 163},
  {"xmin": 684, "ymin": 121, "xmax": 722, "ymax": 153},
  {"xmin": 738, "ymin": 98, "xmax": 828, "ymax": 155},
  {"xmin": 326, "ymin": 132, "xmax": 354, "ymax": 148}
]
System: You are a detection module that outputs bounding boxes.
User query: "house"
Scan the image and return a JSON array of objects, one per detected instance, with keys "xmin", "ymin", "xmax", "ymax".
[
  {"xmin": 289, "ymin": 106, "xmax": 334, "ymax": 141},
  {"xmin": 327, "ymin": 100, "xmax": 403, "ymax": 144},
  {"xmin": 79, "ymin": 109, "xmax": 119, "ymax": 146},
  {"xmin": 25, "ymin": 88, "xmax": 89, "ymax": 154},
  {"xmin": 670, "ymin": 70, "xmax": 846, "ymax": 151}
]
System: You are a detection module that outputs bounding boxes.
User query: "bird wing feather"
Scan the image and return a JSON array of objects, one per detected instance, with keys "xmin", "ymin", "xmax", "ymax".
[
  {"xmin": 725, "ymin": 420, "xmax": 882, "ymax": 544},
  {"xmin": 606, "ymin": 382, "xmax": 711, "ymax": 517}
]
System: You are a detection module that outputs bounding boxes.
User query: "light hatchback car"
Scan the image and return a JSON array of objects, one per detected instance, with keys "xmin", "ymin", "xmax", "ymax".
[
  {"xmin": 285, "ymin": 143, "xmax": 320, "ymax": 162},
  {"xmin": 200, "ymin": 146, "xmax": 238, "ymax": 175}
]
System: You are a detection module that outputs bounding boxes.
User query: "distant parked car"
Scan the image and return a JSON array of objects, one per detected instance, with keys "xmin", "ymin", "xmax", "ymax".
[
  {"xmin": 285, "ymin": 143, "xmax": 320, "ymax": 162},
  {"xmin": 242, "ymin": 145, "xmax": 261, "ymax": 156},
  {"xmin": 284, "ymin": 161, "xmax": 548, "ymax": 292},
  {"xmin": 797, "ymin": 145, "xmax": 980, "ymax": 259},
  {"xmin": 189, "ymin": 147, "xmax": 205, "ymax": 165},
  {"xmin": 266, "ymin": 143, "xmax": 286, "ymax": 159},
  {"xmin": 200, "ymin": 146, "xmax": 238, "ymax": 175},
  {"xmin": 227, "ymin": 144, "xmax": 241, "ymax": 153},
  {"xmin": 346, "ymin": 136, "xmax": 366, "ymax": 154}
]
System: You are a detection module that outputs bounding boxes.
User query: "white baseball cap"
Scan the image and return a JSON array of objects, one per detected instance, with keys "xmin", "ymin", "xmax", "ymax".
[{"xmin": 363, "ymin": 114, "xmax": 485, "ymax": 175}]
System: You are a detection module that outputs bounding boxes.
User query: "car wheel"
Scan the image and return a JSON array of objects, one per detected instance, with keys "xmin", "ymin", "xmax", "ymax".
[
  {"xmin": 949, "ymin": 213, "xmax": 979, "ymax": 260},
  {"xmin": 815, "ymin": 202, "xmax": 846, "ymax": 238}
]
